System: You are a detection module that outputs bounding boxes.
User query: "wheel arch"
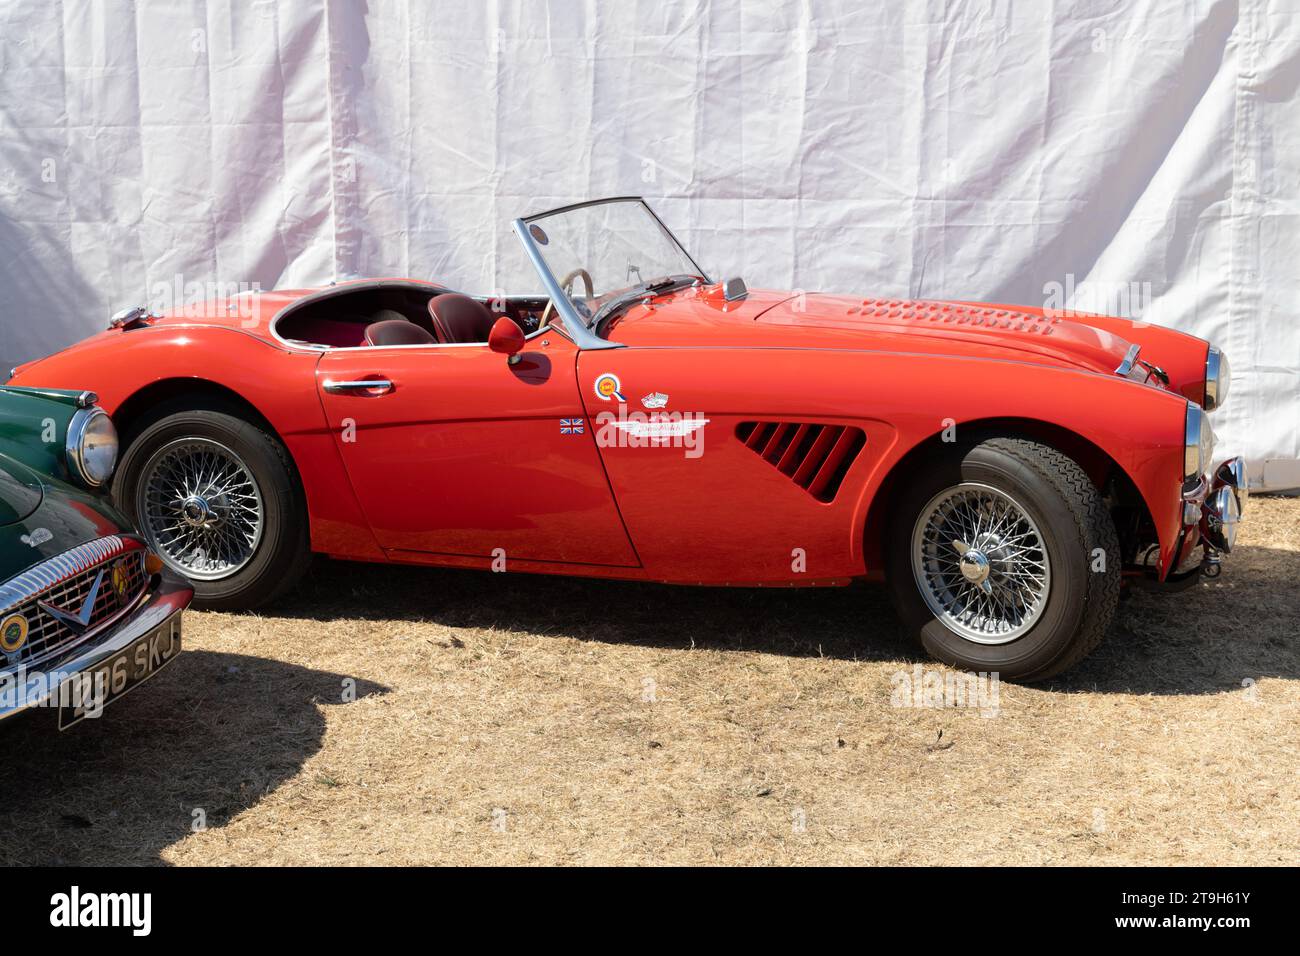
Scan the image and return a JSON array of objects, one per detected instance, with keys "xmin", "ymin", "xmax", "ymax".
[
  {"xmin": 113, "ymin": 378, "xmax": 282, "ymax": 448},
  {"xmin": 110, "ymin": 377, "xmax": 310, "ymax": 519},
  {"xmin": 861, "ymin": 416, "xmax": 1156, "ymax": 575},
  {"xmin": 107, "ymin": 375, "xmax": 386, "ymax": 565}
]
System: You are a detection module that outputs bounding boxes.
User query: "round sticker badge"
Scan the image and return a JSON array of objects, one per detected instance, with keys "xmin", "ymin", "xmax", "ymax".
[
  {"xmin": 0, "ymin": 613, "xmax": 29, "ymax": 654},
  {"xmin": 593, "ymin": 373, "xmax": 626, "ymax": 403}
]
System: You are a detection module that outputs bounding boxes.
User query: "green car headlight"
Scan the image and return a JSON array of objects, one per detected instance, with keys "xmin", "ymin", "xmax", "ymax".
[{"xmin": 66, "ymin": 407, "xmax": 119, "ymax": 487}]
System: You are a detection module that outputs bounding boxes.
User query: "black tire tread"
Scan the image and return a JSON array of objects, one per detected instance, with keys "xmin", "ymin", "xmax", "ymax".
[{"xmin": 972, "ymin": 436, "xmax": 1120, "ymax": 679}]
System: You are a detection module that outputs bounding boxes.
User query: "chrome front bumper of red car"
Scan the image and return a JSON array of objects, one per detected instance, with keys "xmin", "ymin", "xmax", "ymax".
[
  {"xmin": 1175, "ymin": 456, "xmax": 1248, "ymax": 580},
  {"xmin": 1204, "ymin": 457, "xmax": 1248, "ymax": 553}
]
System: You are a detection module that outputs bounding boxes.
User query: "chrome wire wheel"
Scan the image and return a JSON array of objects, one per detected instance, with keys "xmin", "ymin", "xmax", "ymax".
[
  {"xmin": 136, "ymin": 437, "xmax": 265, "ymax": 581},
  {"xmin": 910, "ymin": 482, "xmax": 1052, "ymax": 645}
]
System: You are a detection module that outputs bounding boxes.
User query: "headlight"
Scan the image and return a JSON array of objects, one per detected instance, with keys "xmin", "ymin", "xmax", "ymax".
[
  {"xmin": 1184, "ymin": 401, "xmax": 1215, "ymax": 486},
  {"xmin": 1205, "ymin": 346, "xmax": 1230, "ymax": 411},
  {"xmin": 66, "ymin": 407, "xmax": 119, "ymax": 487}
]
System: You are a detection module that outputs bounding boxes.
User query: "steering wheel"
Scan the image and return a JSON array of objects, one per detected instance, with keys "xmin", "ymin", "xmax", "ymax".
[{"xmin": 540, "ymin": 268, "xmax": 594, "ymax": 330}]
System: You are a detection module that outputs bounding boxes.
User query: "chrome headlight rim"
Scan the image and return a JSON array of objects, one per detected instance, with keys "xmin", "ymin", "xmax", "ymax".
[
  {"xmin": 1205, "ymin": 345, "xmax": 1230, "ymax": 411},
  {"xmin": 65, "ymin": 407, "xmax": 119, "ymax": 488}
]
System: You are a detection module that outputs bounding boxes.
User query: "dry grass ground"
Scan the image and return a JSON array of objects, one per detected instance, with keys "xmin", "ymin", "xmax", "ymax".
[{"xmin": 1, "ymin": 497, "xmax": 1297, "ymax": 866}]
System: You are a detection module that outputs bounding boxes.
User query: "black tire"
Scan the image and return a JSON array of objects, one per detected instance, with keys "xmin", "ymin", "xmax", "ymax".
[
  {"xmin": 113, "ymin": 397, "xmax": 311, "ymax": 610},
  {"xmin": 885, "ymin": 436, "xmax": 1120, "ymax": 682}
]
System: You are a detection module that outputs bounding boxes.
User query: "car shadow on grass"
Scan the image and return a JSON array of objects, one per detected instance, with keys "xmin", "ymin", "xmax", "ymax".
[
  {"xmin": 274, "ymin": 557, "xmax": 913, "ymax": 664},
  {"xmin": 265, "ymin": 539, "xmax": 1300, "ymax": 696},
  {"xmin": 0, "ymin": 651, "xmax": 387, "ymax": 866}
]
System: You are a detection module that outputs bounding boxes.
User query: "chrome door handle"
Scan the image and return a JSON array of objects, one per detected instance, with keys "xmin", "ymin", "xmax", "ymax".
[{"xmin": 323, "ymin": 379, "xmax": 393, "ymax": 394}]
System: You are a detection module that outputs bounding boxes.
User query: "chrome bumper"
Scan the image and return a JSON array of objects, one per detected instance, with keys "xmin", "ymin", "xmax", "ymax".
[
  {"xmin": 1201, "ymin": 456, "xmax": 1248, "ymax": 553},
  {"xmin": 0, "ymin": 571, "xmax": 193, "ymax": 722},
  {"xmin": 1177, "ymin": 456, "xmax": 1247, "ymax": 575}
]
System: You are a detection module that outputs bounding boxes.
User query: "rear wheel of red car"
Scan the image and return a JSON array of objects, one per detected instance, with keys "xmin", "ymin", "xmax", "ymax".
[
  {"xmin": 113, "ymin": 399, "xmax": 310, "ymax": 610},
  {"xmin": 885, "ymin": 436, "xmax": 1120, "ymax": 682}
]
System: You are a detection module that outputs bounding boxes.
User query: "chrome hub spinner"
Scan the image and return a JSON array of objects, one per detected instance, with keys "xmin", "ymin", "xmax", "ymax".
[{"xmin": 181, "ymin": 495, "xmax": 213, "ymax": 528}]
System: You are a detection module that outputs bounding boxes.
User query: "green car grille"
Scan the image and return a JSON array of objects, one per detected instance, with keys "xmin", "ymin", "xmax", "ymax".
[{"xmin": 0, "ymin": 536, "xmax": 151, "ymax": 671}]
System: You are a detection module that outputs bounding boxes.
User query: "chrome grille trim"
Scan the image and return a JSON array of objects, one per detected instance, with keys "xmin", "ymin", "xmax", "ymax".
[
  {"xmin": 0, "ymin": 536, "xmax": 151, "ymax": 671},
  {"xmin": 0, "ymin": 535, "xmax": 140, "ymax": 614}
]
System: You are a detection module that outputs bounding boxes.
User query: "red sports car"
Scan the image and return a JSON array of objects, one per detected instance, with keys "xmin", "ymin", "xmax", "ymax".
[{"xmin": 9, "ymin": 197, "xmax": 1245, "ymax": 680}]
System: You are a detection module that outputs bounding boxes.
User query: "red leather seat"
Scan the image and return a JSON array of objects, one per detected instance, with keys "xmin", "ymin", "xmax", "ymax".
[
  {"xmin": 427, "ymin": 293, "xmax": 513, "ymax": 344},
  {"xmin": 364, "ymin": 319, "xmax": 437, "ymax": 346}
]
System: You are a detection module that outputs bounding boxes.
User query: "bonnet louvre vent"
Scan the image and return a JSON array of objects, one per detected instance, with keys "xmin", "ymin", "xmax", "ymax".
[{"xmin": 735, "ymin": 421, "xmax": 866, "ymax": 502}]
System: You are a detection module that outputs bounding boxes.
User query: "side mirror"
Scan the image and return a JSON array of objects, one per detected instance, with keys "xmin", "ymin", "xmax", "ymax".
[
  {"xmin": 722, "ymin": 276, "xmax": 748, "ymax": 302},
  {"xmin": 488, "ymin": 318, "xmax": 526, "ymax": 364}
]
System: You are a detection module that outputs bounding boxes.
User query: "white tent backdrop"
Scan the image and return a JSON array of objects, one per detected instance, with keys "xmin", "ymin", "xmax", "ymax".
[{"xmin": 1, "ymin": 0, "xmax": 1297, "ymax": 486}]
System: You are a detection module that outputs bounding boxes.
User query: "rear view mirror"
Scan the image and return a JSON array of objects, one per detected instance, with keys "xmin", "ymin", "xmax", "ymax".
[
  {"xmin": 488, "ymin": 318, "xmax": 525, "ymax": 364},
  {"xmin": 722, "ymin": 276, "xmax": 748, "ymax": 301}
]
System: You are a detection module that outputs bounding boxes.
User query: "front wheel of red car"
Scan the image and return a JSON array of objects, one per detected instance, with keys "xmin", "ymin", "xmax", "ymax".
[
  {"xmin": 113, "ymin": 399, "xmax": 311, "ymax": 610},
  {"xmin": 885, "ymin": 436, "xmax": 1120, "ymax": 683}
]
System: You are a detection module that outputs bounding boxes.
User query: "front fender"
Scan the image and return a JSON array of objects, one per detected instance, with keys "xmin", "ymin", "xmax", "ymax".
[
  {"xmin": 8, "ymin": 326, "xmax": 383, "ymax": 562},
  {"xmin": 841, "ymin": 353, "xmax": 1188, "ymax": 578}
]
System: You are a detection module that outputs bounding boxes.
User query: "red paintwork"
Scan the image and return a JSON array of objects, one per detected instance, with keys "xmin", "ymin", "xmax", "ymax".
[
  {"xmin": 9, "ymin": 277, "xmax": 1207, "ymax": 584},
  {"xmin": 316, "ymin": 334, "xmax": 638, "ymax": 566}
]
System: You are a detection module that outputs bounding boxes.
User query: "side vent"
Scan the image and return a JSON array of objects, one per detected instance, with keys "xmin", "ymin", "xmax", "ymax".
[{"xmin": 734, "ymin": 421, "xmax": 866, "ymax": 502}]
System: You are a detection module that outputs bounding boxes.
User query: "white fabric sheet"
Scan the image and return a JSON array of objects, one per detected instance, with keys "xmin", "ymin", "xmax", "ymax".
[{"xmin": 1, "ymin": 0, "xmax": 1296, "ymax": 486}]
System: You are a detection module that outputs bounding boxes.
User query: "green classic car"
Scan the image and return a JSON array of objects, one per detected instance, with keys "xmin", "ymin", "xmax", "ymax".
[{"xmin": 0, "ymin": 385, "xmax": 192, "ymax": 729}]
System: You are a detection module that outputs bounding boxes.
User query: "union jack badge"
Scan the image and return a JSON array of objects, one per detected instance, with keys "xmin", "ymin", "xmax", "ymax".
[{"xmin": 560, "ymin": 418, "xmax": 585, "ymax": 435}]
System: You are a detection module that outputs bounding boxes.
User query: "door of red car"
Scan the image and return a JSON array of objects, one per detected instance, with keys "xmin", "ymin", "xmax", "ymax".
[{"xmin": 314, "ymin": 335, "xmax": 639, "ymax": 567}]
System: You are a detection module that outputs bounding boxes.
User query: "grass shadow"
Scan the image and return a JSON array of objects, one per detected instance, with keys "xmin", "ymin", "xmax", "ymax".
[{"xmin": 0, "ymin": 651, "xmax": 387, "ymax": 865}]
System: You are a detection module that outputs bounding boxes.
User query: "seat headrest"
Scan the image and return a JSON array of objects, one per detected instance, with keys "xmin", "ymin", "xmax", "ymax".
[
  {"xmin": 364, "ymin": 319, "xmax": 437, "ymax": 347},
  {"xmin": 427, "ymin": 293, "xmax": 502, "ymax": 344}
]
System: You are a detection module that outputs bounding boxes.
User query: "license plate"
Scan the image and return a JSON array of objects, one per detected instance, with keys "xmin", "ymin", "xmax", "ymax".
[{"xmin": 57, "ymin": 614, "xmax": 182, "ymax": 730}]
